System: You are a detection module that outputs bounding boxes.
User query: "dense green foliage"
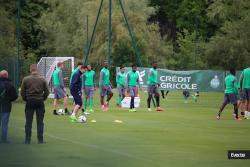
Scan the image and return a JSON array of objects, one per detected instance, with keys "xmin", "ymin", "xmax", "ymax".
[
  {"xmin": 0, "ymin": 0, "xmax": 16, "ymax": 62},
  {"xmin": 0, "ymin": 0, "xmax": 249, "ymax": 75},
  {"xmin": 205, "ymin": 0, "xmax": 250, "ymax": 69}
]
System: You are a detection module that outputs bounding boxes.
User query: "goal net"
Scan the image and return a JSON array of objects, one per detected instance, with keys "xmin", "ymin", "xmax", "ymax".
[{"xmin": 37, "ymin": 57, "xmax": 74, "ymax": 97}]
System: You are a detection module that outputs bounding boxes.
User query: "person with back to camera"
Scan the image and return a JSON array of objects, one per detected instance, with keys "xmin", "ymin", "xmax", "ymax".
[
  {"xmin": 0, "ymin": 70, "xmax": 18, "ymax": 143},
  {"xmin": 21, "ymin": 64, "xmax": 50, "ymax": 144}
]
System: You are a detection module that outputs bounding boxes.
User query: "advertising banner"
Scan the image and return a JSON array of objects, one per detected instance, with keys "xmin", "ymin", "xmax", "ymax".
[{"xmin": 116, "ymin": 67, "xmax": 227, "ymax": 92}]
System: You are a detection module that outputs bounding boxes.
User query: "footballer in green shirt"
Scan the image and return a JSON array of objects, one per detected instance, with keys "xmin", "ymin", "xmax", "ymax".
[
  {"xmin": 83, "ymin": 65, "xmax": 96, "ymax": 112},
  {"xmin": 240, "ymin": 67, "xmax": 250, "ymax": 119},
  {"xmin": 116, "ymin": 66, "xmax": 126, "ymax": 107},
  {"xmin": 99, "ymin": 60, "xmax": 113, "ymax": 112},
  {"xmin": 217, "ymin": 69, "xmax": 241, "ymax": 120},
  {"xmin": 127, "ymin": 64, "xmax": 140, "ymax": 112},
  {"xmin": 52, "ymin": 62, "xmax": 69, "ymax": 115},
  {"xmin": 147, "ymin": 62, "xmax": 163, "ymax": 112}
]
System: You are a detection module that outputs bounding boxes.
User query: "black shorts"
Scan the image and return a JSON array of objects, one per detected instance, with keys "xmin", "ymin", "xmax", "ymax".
[{"xmin": 223, "ymin": 93, "xmax": 237, "ymax": 105}]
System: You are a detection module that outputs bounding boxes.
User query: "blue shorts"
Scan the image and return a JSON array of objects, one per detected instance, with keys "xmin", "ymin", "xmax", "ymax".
[
  {"xmin": 147, "ymin": 85, "xmax": 159, "ymax": 95},
  {"xmin": 117, "ymin": 86, "xmax": 126, "ymax": 96},
  {"xmin": 128, "ymin": 86, "xmax": 137, "ymax": 97},
  {"xmin": 223, "ymin": 93, "xmax": 237, "ymax": 105},
  {"xmin": 70, "ymin": 90, "xmax": 82, "ymax": 107},
  {"xmin": 100, "ymin": 85, "xmax": 113, "ymax": 97},
  {"xmin": 242, "ymin": 88, "xmax": 250, "ymax": 100},
  {"xmin": 84, "ymin": 86, "xmax": 94, "ymax": 97}
]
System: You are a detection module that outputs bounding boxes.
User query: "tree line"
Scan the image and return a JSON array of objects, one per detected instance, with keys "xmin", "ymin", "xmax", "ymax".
[{"xmin": 0, "ymin": 0, "xmax": 249, "ymax": 78}]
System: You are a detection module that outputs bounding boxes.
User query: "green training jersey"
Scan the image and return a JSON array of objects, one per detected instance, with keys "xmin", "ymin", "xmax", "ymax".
[
  {"xmin": 128, "ymin": 71, "xmax": 139, "ymax": 87},
  {"xmin": 116, "ymin": 72, "xmax": 126, "ymax": 87},
  {"xmin": 70, "ymin": 67, "xmax": 78, "ymax": 84},
  {"xmin": 241, "ymin": 67, "xmax": 250, "ymax": 88},
  {"xmin": 147, "ymin": 68, "xmax": 158, "ymax": 85},
  {"xmin": 235, "ymin": 82, "xmax": 240, "ymax": 95},
  {"xmin": 237, "ymin": 81, "xmax": 240, "ymax": 89},
  {"xmin": 53, "ymin": 68, "xmax": 61, "ymax": 87},
  {"xmin": 224, "ymin": 74, "xmax": 237, "ymax": 94},
  {"xmin": 100, "ymin": 67, "xmax": 110, "ymax": 86},
  {"xmin": 84, "ymin": 70, "xmax": 95, "ymax": 86}
]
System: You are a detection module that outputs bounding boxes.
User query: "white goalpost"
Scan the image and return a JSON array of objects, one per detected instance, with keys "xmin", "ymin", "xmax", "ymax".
[{"xmin": 37, "ymin": 57, "xmax": 74, "ymax": 98}]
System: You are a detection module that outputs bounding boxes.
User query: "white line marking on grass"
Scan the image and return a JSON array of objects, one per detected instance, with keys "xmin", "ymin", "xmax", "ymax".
[{"xmin": 13, "ymin": 126, "xmax": 163, "ymax": 167}]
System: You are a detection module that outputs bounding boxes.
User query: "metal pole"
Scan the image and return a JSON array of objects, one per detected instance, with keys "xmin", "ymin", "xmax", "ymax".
[
  {"xmin": 118, "ymin": 0, "xmax": 142, "ymax": 66},
  {"xmin": 16, "ymin": 0, "xmax": 21, "ymax": 89},
  {"xmin": 84, "ymin": 15, "xmax": 89, "ymax": 62},
  {"xmin": 108, "ymin": 0, "xmax": 112, "ymax": 64},
  {"xmin": 86, "ymin": 15, "xmax": 89, "ymax": 49},
  {"xmin": 194, "ymin": 16, "xmax": 198, "ymax": 69},
  {"xmin": 102, "ymin": 32, "xmax": 105, "ymax": 60},
  {"xmin": 84, "ymin": 0, "xmax": 104, "ymax": 65},
  {"xmin": 44, "ymin": 59, "xmax": 46, "ymax": 78}
]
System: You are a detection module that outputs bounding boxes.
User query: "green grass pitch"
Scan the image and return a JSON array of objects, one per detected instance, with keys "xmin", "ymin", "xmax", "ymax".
[{"xmin": 0, "ymin": 90, "xmax": 250, "ymax": 167}]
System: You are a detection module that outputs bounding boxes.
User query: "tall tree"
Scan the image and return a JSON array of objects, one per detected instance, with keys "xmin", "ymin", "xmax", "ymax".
[
  {"xmin": 0, "ymin": 0, "xmax": 16, "ymax": 62},
  {"xmin": 175, "ymin": 30, "xmax": 206, "ymax": 70},
  {"xmin": 20, "ymin": 0, "xmax": 48, "ymax": 58},
  {"xmin": 206, "ymin": 0, "xmax": 250, "ymax": 69},
  {"xmin": 39, "ymin": 0, "xmax": 173, "ymax": 68},
  {"xmin": 149, "ymin": 0, "xmax": 217, "ymax": 41}
]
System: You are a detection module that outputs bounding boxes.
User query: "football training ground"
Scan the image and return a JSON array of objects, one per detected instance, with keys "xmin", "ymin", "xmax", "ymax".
[{"xmin": 1, "ymin": 91, "xmax": 250, "ymax": 167}]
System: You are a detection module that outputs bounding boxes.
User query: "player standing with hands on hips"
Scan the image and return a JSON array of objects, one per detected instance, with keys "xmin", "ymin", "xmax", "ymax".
[
  {"xmin": 127, "ymin": 64, "xmax": 140, "ymax": 112},
  {"xmin": 99, "ymin": 60, "xmax": 113, "ymax": 112},
  {"xmin": 147, "ymin": 62, "xmax": 164, "ymax": 112}
]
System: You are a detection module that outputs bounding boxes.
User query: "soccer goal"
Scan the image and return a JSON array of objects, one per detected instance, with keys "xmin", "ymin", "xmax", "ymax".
[{"xmin": 37, "ymin": 57, "xmax": 74, "ymax": 98}]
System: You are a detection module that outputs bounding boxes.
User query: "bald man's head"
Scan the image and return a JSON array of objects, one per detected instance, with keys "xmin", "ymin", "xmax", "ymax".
[{"xmin": 0, "ymin": 70, "xmax": 8, "ymax": 78}]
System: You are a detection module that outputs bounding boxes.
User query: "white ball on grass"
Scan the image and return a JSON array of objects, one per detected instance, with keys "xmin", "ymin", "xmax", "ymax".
[
  {"xmin": 57, "ymin": 109, "xmax": 65, "ymax": 115},
  {"xmin": 78, "ymin": 115, "xmax": 87, "ymax": 123}
]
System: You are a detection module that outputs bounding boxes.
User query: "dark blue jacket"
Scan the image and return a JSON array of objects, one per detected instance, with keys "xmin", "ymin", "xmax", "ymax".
[
  {"xmin": 0, "ymin": 78, "xmax": 18, "ymax": 112},
  {"xmin": 70, "ymin": 70, "xmax": 83, "ymax": 93}
]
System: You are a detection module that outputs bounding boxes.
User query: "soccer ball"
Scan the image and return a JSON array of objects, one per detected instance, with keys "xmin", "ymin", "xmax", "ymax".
[
  {"xmin": 57, "ymin": 109, "xmax": 65, "ymax": 115},
  {"xmin": 78, "ymin": 115, "xmax": 87, "ymax": 123}
]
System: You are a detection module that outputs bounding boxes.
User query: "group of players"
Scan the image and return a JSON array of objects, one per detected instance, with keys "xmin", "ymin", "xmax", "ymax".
[
  {"xmin": 52, "ymin": 60, "xmax": 164, "ymax": 122},
  {"xmin": 52, "ymin": 59, "xmax": 250, "ymax": 122},
  {"xmin": 217, "ymin": 68, "xmax": 250, "ymax": 120}
]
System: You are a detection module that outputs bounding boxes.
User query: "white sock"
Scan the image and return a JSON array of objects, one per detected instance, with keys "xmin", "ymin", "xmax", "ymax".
[
  {"xmin": 71, "ymin": 112, "xmax": 76, "ymax": 116},
  {"xmin": 247, "ymin": 111, "xmax": 250, "ymax": 117}
]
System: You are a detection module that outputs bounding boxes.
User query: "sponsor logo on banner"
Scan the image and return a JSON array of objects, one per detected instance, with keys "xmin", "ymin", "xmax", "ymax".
[
  {"xmin": 210, "ymin": 75, "xmax": 220, "ymax": 89},
  {"xmin": 138, "ymin": 70, "xmax": 145, "ymax": 85}
]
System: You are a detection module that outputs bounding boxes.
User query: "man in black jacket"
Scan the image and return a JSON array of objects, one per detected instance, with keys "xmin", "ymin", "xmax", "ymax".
[
  {"xmin": 0, "ymin": 70, "xmax": 18, "ymax": 143},
  {"xmin": 21, "ymin": 64, "xmax": 49, "ymax": 144}
]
